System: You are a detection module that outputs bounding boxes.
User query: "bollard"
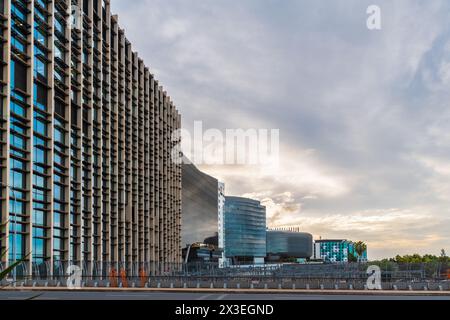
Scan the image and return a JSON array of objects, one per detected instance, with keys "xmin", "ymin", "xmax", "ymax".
[
  {"xmin": 364, "ymin": 284, "xmax": 368, "ymax": 290},
  {"xmin": 94, "ymin": 282, "xmax": 98, "ymax": 288},
  {"xmin": 306, "ymin": 284, "xmax": 310, "ymax": 290},
  {"xmin": 197, "ymin": 282, "xmax": 200, "ymax": 289},
  {"xmin": 145, "ymin": 282, "xmax": 148, "ymax": 288},
  {"xmin": 132, "ymin": 282, "xmax": 136, "ymax": 288},
  {"xmin": 106, "ymin": 282, "xmax": 110, "ymax": 288},
  {"xmin": 320, "ymin": 284, "xmax": 324, "ymax": 290},
  {"xmin": 157, "ymin": 282, "xmax": 161, "ymax": 289},
  {"xmin": 264, "ymin": 284, "xmax": 268, "ymax": 290},
  {"xmin": 57, "ymin": 282, "xmax": 61, "ymax": 287},
  {"xmin": 349, "ymin": 284, "xmax": 353, "ymax": 290},
  {"xmin": 423, "ymin": 286, "xmax": 428, "ymax": 291},
  {"xmin": 183, "ymin": 283, "xmax": 187, "ymax": 289},
  {"xmin": 44, "ymin": 282, "xmax": 48, "ymax": 287},
  {"xmin": 335, "ymin": 284, "xmax": 339, "ymax": 290},
  {"xmin": 393, "ymin": 285, "xmax": 398, "ymax": 291},
  {"xmin": 119, "ymin": 282, "xmax": 123, "ymax": 288},
  {"xmin": 33, "ymin": 282, "xmax": 37, "ymax": 288},
  {"xmin": 210, "ymin": 283, "xmax": 214, "ymax": 289},
  {"xmin": 251, "ymin": 283, "xmax": 255, "ymax": 289},
  {"xmin": 292, "ymin": 283, "xmax": 296, "ymax": 290},
  {"xmin": 278, "ymin": 283, "xmax": 282, "ymax": 290},
  {"xmin": 408, "ymin": 285, "xmax": 413, "ymax": 291},
  {"xmin": 439, "ymin": 285, "xmax": 443, "ymax": 291},
  {"xmin": 170, "ymin": 283, "xmax": 174, "ymax": 289},
  {"xmin": 223, "ymin": 283, "xmax": 227, "ymax": 289},
  {"xmin": 237, "ymin": 283, "xmax": 240, "ymax": 289}
]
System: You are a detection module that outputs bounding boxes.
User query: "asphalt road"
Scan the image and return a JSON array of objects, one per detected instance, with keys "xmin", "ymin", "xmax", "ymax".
[{"xmin": 1, "ymin": 291, "xmax": 449, "ymax": 300}]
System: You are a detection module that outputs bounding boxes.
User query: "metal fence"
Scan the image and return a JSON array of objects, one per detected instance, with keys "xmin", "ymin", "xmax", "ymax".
[
  {"xmin": 1, "ymin": 261, "xmax": 449, "ymax": 283},
  {"xmin": 0, "ymin": 261, "xmax": 184, "ymax": 280},
  {"xmin": 181, "ymin": 261, "xmax": 450, "ymax": 280}
]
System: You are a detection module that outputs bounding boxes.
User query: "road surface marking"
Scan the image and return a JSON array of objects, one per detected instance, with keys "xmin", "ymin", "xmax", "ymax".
[{"xmin": 197, "ymin": 294, "xmax": 215, "ymax": 300}]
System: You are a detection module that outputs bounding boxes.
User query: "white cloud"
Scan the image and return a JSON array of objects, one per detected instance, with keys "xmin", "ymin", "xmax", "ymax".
[
  {"xmin": 416, "ymin": 155, "xmax": 450, "ymax": 176},
  {"xmin": 111, "ymin": 0, "xmax": 450, "ymax": 259}
]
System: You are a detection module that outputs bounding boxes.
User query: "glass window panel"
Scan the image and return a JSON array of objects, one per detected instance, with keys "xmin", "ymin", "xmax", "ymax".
[
  {"xmin": 11, "ymin": 100, "xmax": 26, "ymax": 117},
  {"xmin": 54, "ymin": 212, "xmax": 61, "ymax": 228},
  {"xmin": 33, "ymin": 113, "xmax": 47, "ymax": 135},
  {"xmin": 9, "ymin": 200, "xmax": 23, "ymax": 215},
  {"xmin": 54, "ymin": 153, "xmax": 64, "ymax": 166},
  {"xmin": 11, "ymin": 36, "xmax": 27, "ymax": 53},
  {"xmin": 12, "ymin": 59, "xmax": 27, "ymax": 91},
  {"xmin": 34, "ymin": 83, "xmax": 48, "ymax": 109},
  {"xmin": 33, "ymin": 209, "xmax": 46, "ymax": 225},
  {"xmin": 33, "ymin": 174, "xmax": 46, "ymax": 188},
  {"xmin": 10, "ymin": 170, "xmax": 25, "ymax": 189},
  {"xmin": 10, "ymin": 133, "xmax": 25, "ymax": 150},
  {"xmin": 55, "ymin": 18, "xmax": 65, "ymax": 34},
  {"xmin": 34, "ymin": 25, "xmax": 47, "ymax": 46},
  {"xmin": 54, "ymin": 127, "xmax": 64, "ymax": 144},
  {"xmin": 34, "ymin": 56, "xmax": 47, "ymax": 79},
  {"xmin": 32, "ymin": 237, "xmax": 45, "ymax": 261},
  {"xmin": 9, "ymin": 234, "xmax": 25, "ymax": 260},
  {"xmin": 33, "ymin": 188, "xmax": 46, "ymax": 202},
  {"xmin": 54, "ymin": 184, "xmax": 64, "ymax": 201},
  {"xmin": 34, "ymin": 147, "xmax": 46, "ymax": 164}
]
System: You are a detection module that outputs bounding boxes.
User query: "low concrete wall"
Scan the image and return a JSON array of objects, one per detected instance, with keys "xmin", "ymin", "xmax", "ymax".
[{"xmin": 3, "ymin": 278, "xmax": 450, "ymax": 291}]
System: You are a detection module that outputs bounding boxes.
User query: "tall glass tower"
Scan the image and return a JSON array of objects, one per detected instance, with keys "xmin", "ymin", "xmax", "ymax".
[
  {"xmin": 0, "ymin": 0, "xmax": 182, "ymax": 278},
  {"xmin": 222, "ymin": 196, "xmax": 266, "ymax": 265}
]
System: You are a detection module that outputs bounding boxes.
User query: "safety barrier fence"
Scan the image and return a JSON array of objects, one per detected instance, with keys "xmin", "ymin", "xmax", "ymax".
[{"xmin": 1, "ymin": 261, "xmax": 449, "ymax": 285}]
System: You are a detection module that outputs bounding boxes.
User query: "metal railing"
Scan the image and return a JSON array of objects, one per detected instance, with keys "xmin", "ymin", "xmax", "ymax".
[{"xmin": 1, "ymin": 261, "xmax": 449, "ymax": 282}]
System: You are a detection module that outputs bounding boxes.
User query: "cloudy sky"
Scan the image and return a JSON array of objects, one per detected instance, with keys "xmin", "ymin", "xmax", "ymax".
[{"xmin": 111, "ymin": 0, "xmax": 450, "ymax": 260}]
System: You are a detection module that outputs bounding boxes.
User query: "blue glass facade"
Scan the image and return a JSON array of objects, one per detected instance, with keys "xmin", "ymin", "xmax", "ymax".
[
  {"xmin": 33, "ymin": 0, "xmax": 51, "ymax": 265},
  {"xmin": 9, "ymin": 0, "xmax": 30, "ymax": 262},
  {"xmin": 266, "ymin": 231, "xmax": 313, "ymax": 259},
  {"xmin": 223, "ymin": 197, "xmax": 266, "ymax": 261}
]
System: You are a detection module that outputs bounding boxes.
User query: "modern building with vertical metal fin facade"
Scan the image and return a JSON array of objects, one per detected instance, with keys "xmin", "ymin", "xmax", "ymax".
[{"xmin": 0, "ymin": 0, "xmax": 182, "ymax": 278}]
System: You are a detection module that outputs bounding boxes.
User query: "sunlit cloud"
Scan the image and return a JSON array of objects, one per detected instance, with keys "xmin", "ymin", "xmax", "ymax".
[{"xmin": 111, "ymin": 0, "xmax": 450, "ymax": 259}]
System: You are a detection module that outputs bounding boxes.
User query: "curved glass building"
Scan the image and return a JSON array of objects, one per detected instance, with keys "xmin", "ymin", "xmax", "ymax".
[
  {"xmin": 266, "ymin": 230, "xmax": 313, "ymax": 260},
  {"xmin": 221, "ymin": 197, "xmax": 266, "ymax": 264},
  {"xmin": 181, "ymin": 163, "xmax": 223, "ymax": 246}
]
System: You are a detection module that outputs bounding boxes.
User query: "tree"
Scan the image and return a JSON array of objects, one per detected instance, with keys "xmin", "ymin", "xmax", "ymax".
[
  {"xmin": 348, "ymin": 252, "xmax": 358, "ymax": 263},
  {"xmin": 353, "ymin": 241, "xmax": 367, "ymax": 262},
  {"xmin": 440, "ymin": 249, "xmax": 448, "ymax": 263}
]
